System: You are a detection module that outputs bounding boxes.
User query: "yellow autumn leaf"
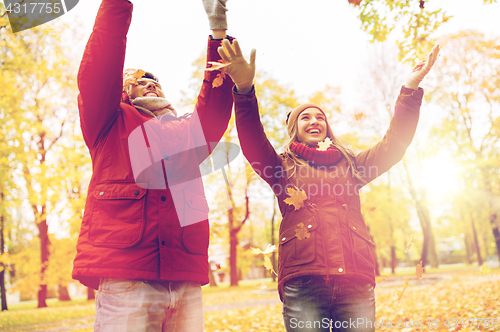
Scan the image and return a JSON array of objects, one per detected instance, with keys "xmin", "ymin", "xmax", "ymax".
[
  {"xmin": 263, "ymin": 256, "xmax": 274, "ymax": 271},
  {"xmin": 256, "ymin": 282, "xmax": 268, "ymax": 290},
  {"xmin": 395, "ymin": 277, "xmax": 409, "ymax": 303},
  {"xmin": 317, "ymin": 137, "xmax": 333, "ymax": 151},
  {"xmin": 294, "ymin": 223, "xmax": 310, "ymax": 240},
  {"xmin": 284, "ymin": 186, "xmax": 308, "ymax": 210},
  {"xmin": 354, "ymin": 112, "xmax": 365, "ymax": 121},
  {"xmin": 480, "ymin": 264, "xmax": 490, "ymax": 274},
  {"xmin": 251, "ymin": 244, "xmax": 276, "ymax": 256},
  {"xmin": 405, "ymin": 234, "xmax": 413, "ymax": 253},
  {"xmin": 415, "ymin": 261, "xmax": 423, "ymax": 279},
  {"xmin": 375, "ymin": 275, "xmax": 386, "ymax": 283}
]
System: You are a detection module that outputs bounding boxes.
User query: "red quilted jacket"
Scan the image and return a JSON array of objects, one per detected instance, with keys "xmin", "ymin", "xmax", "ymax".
[{"xmin": 72, "ymin": 0, "xmax": 233, "ymax": 290}]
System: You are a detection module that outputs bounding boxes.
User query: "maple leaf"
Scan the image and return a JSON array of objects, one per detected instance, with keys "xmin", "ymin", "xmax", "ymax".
[
  {"xmin": 251, "ymin": 244, "xmax": 276, "ymax": 256},
  {"xmin": 415, "ymin": 261, "xmax": 423, "ymax": 279},
  {"xmin": 123, "ymin": 69, "xmax": 146, "ymax": 89},
  {"xmin": 294, "ymin": 223, "xmax": 310, "ymax": 240},
  {"xmin": 395, "ymin": 277, "xmax": 409, "ymax": 303},
  {"xmin": 354, "ymin": 112, "xmax": 365, "ymax": 121},
  {"xmin": 316, "ymin": 137, "xmax": 333, "ymax": 151},
  {"xmin": 284, "ymin": 186, "xmax": 308, "ymax": 210},
  {"xmin": 215, "ymin": 263, "xmax": 221, "ymax": 270},
  {"xmin": 480, "ymin": 264, "xmax": 491, "ymax": 274},
  {"xmin": 263, "ymin": 256, "xmax": 274, "ymax": 270},
  {"xmin": 347, "ymin": 0, "xmax": 362, "ymax": 6},
  {"xmin": 375, "ymin": 275, "xmax": 386, "ymax": 283},
  {"xmin": 404, "ymin": 234, "xmax": 413, "ymax": 253},
  {"xmin": 256, "ymin": 282, "xmax": 268, "ymax": 290}
]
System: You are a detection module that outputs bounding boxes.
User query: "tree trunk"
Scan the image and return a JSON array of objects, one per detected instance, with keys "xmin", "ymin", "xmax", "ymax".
[
  {"xmin": 470, "ymin": 213, "xmax": 483, "ymax": 266},
  {"xmin": 37, "ymin": 217, "xmax": 49, "ymax": 308},
  {"xmin": 0, "ymin": 194, "xmax": 7, "ymax": 311},
  {"xmin": 58, "ymin": 285, "xmax": 71, "ymax": 301},
  {"xmin": 490, "ymin": 213, "xmax": 500, "ymax": 262},
  {"xmin": 403, "ymin": 160, "xmax": 439, "ymax": 269},
  {"xmin": 463, "ymin": 234, "xmax": 473, "ymax": 265},
  {"xmin": 271, "ymin": 199, "xmax": 277, "ymax": 282},
  {"xmin": 208, "ymin": 264, "xmax": 217, "ymax": 287},
  {"xmin": 87, "ymin": 287, "xmax": 95, "ymax": 300},
  {"xmin": 390, "ymin": 245, "xmax": 396, "ymax": 274},
  {"xmin": 229, "ymin": 225, "xmax": 238, "ymax": 287}
]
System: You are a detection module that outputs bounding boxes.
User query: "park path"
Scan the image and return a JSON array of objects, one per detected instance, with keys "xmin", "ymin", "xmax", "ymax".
[{"xmin": 5, "ymin": 272, "xmax": 500, "ymax": 332}]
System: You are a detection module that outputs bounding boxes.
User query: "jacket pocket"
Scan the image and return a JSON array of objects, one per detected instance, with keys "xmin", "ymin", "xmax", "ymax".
[
  {"xmin": 279, "ymin": 216, "xmax": 318, "ymax": 268},
  {"xmin": 349, "ymin": 225, "xmax": 376, "ymax": 269},
  {"xmin": 181, "ymin": 188, "xmax": 210, "ymax": 254},
  {"xmin": 89, "ymin": 182, "xmax": 147, "ymax": 249}
]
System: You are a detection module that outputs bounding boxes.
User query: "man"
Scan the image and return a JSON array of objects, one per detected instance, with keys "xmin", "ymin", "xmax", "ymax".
[{"xmin": 72, "ymin": 0, "xmax": 254, "ymax": 330}]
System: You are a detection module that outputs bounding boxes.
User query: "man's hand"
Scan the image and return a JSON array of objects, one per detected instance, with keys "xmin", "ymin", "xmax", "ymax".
[
  {"xmin": 405, "ymin": 44, "xmax": 440, "ymax": 90},
  {"xmin": 218, "ymin": 39, "xmax": 256, "ymax": 94},
  {"xmin": 203, "ymin": 0, "xmax": 228, "ymax": 31}
]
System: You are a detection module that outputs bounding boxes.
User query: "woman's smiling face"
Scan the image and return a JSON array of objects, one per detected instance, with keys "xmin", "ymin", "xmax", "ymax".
[{"xmin": 296, "ymin": 108, "xmax": 327, "ymax": 146}]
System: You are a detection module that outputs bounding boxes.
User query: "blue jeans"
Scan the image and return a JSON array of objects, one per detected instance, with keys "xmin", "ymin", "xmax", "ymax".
[
  {"xmin": 94, "ymin": 278, "xmax": 203, "ymax": 332},
  {"xmin": 282, "ymin": 275, "xmax": 375, "ymax": 332}
]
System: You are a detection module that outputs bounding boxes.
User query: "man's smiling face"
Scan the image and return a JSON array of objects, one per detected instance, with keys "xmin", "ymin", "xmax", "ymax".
[{"xmin": 130, "ymin": 78, "xmax": 165, "ymax": 99}]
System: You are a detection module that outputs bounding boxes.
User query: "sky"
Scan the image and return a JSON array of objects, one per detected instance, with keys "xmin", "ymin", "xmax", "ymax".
[{"xmin": 60, "ymin": 0, "xmax": 500, "ymax": 112}]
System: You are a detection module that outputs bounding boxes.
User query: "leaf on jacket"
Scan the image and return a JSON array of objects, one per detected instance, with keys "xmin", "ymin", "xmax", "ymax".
[
  {"xmin": 405, "ymin": 234, "xmax": 413, "ymax": 253},
  {"xmin": 375, "ymin": 275, "xmax": 386, "ymax": 283},
  {"xmin": 480, "ymin": 264, "xmax": 491, "ymax": 274},
  {"xmin": 416, "ymin": 261, "xmax": 423, "ymax": 279},
  {"xmin": 348, "ymin": 0, "xmax": 363, "ymax": 6},
  {"xmin": 317, "ymin": 137, "xmax": 333, "ymax": 151},
  {"xmin": 354, "ymin": 112, "xmax": 365, "ymax": 121},
  {"xmin": 294, "ymin": 223, "xmax": 310, "ymax": 241},
  {"xmin": 396, "ymin": 277, "xmax": 410, "ymax": 303},
  {"xmin": 284, "ymin": 186, "xmax": 308, "ymax": 210}
]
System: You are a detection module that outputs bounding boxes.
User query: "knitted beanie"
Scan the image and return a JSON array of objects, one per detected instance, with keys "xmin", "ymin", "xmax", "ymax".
[{"xmin": 286, "ymin": 103, "xmax": 335, "ymax": 139}]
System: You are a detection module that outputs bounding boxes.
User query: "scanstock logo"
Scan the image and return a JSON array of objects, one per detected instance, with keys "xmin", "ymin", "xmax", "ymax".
[
  {"xmin": 4, "ymin": 0, "xmax": 79, "ymax": 33},
  {"xmin": 128, "ymin": 112, "xmax": 240, "ymax": 228}
]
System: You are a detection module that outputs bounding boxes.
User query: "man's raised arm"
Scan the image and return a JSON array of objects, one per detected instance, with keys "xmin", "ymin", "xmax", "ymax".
[{"xmin": 78, "ymin": 0, "xmax": 133, "ymax": 149}]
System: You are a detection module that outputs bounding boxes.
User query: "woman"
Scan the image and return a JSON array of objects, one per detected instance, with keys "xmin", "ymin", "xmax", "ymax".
[{"xmin": 218, "ymin": 41, "xmax": 439, "ymax": 331}]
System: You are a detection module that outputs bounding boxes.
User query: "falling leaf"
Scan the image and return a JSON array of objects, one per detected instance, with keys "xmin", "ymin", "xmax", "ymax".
[
  {"xmin": 480, "ymin": 264, "xmax": 491, "ymax": 274},
  {"xmin": 405, "ymin": 234, "xmax": 413, "ymax": 253},
  {"xmin": 256, "ymin": 282, "xmax": 268, "ymax": 290},
  {"xmin": 375, "ymin": 275, "xmax": 386, "ymax": 283},
  {"xmin": 495, "ymin": 45, "xmax": 500, "ymax": 50},
  {"xmin": 317, "ymin": 137, "xmax": 333, "ymax": 151},
  {"xmin": 251, "ymin": 244, "xmax": 276, "ymax": 255},
  {"xmin": 369, "ymin": 207, "xmax": 376, "ymax": 212},
  {"xmin": 263, "ymin": 256, "xmax": 274, "ymax": 270},
  {"xmin": 419, "ymin": 0, "xmax": 425, "ymax": 9},
  {"xmin": 347, "ymin": 0, "xmax": 362, "ymax": 6},
  {"xmin": 284, "ymin": 186, "xmax": 308, "ymax": 210},
  {"xmin": 396, "ymin": 277, "xmax": 410, "ymax": 303},
  {"xmin": 415, "ymin": 261, "xmax": 423, "ymax": 279},
  {"xmin": 215, "ymin": 263, "xmax": 221, "ymax": 270},
  {"xmin": 205, "ymin": 61, "xmax": 231, "ymax": 72},
  {"xmin": 354, "ymin": 112, "xmax": 365, "ymax": 121},
  {"xmin": 294, "ymin": 223, "xmax": 310, "ymax": 240}
]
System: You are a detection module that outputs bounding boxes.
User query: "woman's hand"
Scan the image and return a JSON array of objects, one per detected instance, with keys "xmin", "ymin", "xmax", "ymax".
[
  {"xmin": 218, "ymin": 39, "xmax": 256, "ymax": 94},
  {"xmin": 405, "ymin": 44, "xmax": 440, "ymax": 90}
]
